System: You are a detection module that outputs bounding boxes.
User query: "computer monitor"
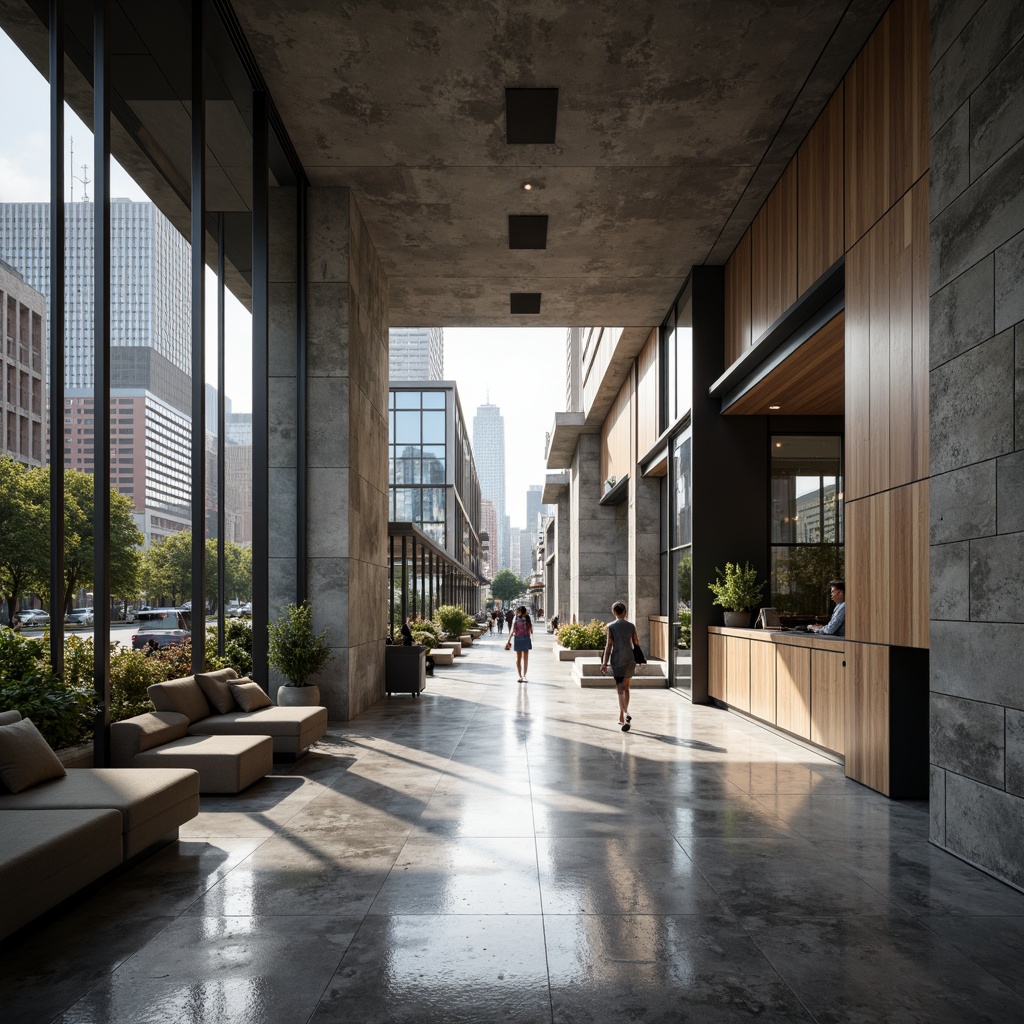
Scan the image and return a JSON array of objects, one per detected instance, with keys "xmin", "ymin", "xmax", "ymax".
[{"xmin": 757, "ymin": 607, "xmax": 781, "ymax": 629}]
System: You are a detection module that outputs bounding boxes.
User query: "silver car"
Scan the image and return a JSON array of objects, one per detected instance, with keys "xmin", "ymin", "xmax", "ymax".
[{"xmin": 19, "ymin": 609, "xmax": 51, "ymax": 626}]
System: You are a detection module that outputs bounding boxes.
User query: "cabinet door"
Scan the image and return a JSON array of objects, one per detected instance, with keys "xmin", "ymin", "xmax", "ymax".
[
  {"xmin": 726, "ymin": 637, "xmax": 751, "ymax": 712},
  {"xmin": 750, "ymin": 640, "xmax": 777, "ymax": 723},
  {"xmin": 776, "ymin": 645, "xmax": 811, "ymax": 739},
  {"xmin": 708, "ymin": 633, "xmax": 727, "ymax": 700},
  {"xmin": 811, "ymin": 648, "xmax": 845, "ymax": 753}
]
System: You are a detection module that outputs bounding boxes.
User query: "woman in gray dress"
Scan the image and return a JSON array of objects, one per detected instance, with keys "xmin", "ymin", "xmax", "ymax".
[{"xmin": 600, "ymin": 601, "xmax": 639, "ymax": 731}]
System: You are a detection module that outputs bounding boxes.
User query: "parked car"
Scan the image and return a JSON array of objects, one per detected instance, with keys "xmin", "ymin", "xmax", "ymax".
[
  {"xmin": 65, "ymin": 608, "xmax": 94, "ymax": 627},
  {"xmin": 18, "ymin": 609, "xmax": 50, "ymax": 626},
  {"xmin": 131, "ymin": 608, "xmax": 192, "ymax": 650}
]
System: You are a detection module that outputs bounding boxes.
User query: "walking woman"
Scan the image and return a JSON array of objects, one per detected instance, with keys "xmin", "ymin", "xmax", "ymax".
[
  {"xmin": 600, "ymin": 601, "xmax": 639, "ymax": 731},
  {"xmin": 506, "ymin": 605, "xmax": 533, "ymax": 682}
]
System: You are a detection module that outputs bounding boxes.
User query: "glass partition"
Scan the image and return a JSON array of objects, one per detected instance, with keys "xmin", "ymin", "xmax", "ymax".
[
  {"xmin": 669, "ymin": 428, "xmax": 692, "ymax": 693},
  {"xmin": 769, "ymin": 434, "xmax": 844, "ymax": 621}
]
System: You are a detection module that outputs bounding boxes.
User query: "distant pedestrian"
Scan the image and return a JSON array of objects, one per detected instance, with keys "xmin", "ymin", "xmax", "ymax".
[
  {"xmin": 505, "ymin": 606, "xmax": 533, "ymax": 682},
  {"xmin": 600, "ymin": 601, "xmax": 639, "ymax": 731},
  {"xmin": 496, "ymin": 610, "xmax": 504, "ymax": 634},
  {"xmin": 505, "ymin": 608, "xmax": 514, "ymax": 632}
]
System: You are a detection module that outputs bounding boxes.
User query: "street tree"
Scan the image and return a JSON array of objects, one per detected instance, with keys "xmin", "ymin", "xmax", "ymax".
[
  {"xmin": 0, "ymin": 457, "xmax": 49, "ymax": 621},
  {"xmin": 490, "ymin": 568, "xmax": 527, "ymax": 606},
  {"xmin": 141, "ymin": 530, "xmax": 192, "ymax": 606}
]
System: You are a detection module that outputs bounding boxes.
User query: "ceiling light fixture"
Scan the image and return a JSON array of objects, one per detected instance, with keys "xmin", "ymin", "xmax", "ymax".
[
  {"xmin": 769, "ymin": 405, "xmax": 781, "ymax": 410},
  {"xmin": 522, "ymin": 182, "xmax": 533, "ymax": 191}
]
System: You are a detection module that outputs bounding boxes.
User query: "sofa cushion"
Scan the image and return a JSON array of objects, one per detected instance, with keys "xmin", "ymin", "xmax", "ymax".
[
  {"xmin": 195, "ymin": 667, "xmax": 239, "ymax": 714},
  {"xmin": 0, "ymin": 809, "xmax": 123, "ymax": 941},
  {"xmin": 110, "ymin": 712, "xmax": 190, "ymax": 766},
  {"xmin": 0, "ymin": 710, "xmax": 23, "ymax": 726},
  {"xmin": 230, "ymin": 681, "xmax": 272, "ymax": 711},
  {"xmin": 147, "ymin": 677, "xmax": 211, "ymax": 723},
  {"xmin": 0, "ymin": 718, "xmax": 67, "ymax": 794},
  {"xmin": 0, "ymin": 767, "xmax": 199, "ymax": 834},
  {"xmin": 188, "ymin": 705, "xmax": 327, "ymax": 753}
]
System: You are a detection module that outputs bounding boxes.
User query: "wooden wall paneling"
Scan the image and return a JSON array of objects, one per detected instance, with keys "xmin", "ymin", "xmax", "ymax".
[
  {"xmin": 888, "ymin": 192, "xmax": 915, "ymax": 489},
  {"xmin": 844, "ymin": 641, "xmax": 889, "ymax": 795},
  {"xmin": 845, "ymin": 492, "xmax": 890, "ymax": 644},
  {"xmin": 749, "ymin": 638, "xmax": 777, "ymax": 723},
  {"xmin": 911, "ymin": 174, "xmax": 929, "ymax": 481},
  {"xmin": 798, "ymin": 85, "xmax": 845, "ymax": 294},
  {"xmin": 890, "ymin": 0, "xmax": 929, "ymax": 207},
  {"xmin": 724, "ymin": 229, "xmax": 752, "ymax": 367},
  {"xmin": 844, "ymin": 4, "xmax": 891, "ymax": 247},
  {"xmin": 648, "ymin": 617, "xmax": 669, "ymax": 662},
  {"xmin": 726, "ymin": 636, "xmax": 751, "ymax": 712},
  {"xmin": 845, "ymin": 236, "xmax": 871, "ymax": 501},
  {"xmin": 776, "ymin": 644, "xmax": 811, "ymax": 739},
  {"xmin": 867, "ymin": 218, "xmax": 891, "ymax": 495},
  {"xmin": 600, "ymin": 377, "xmax": 632, "ymax": 488},
  {"xmin": 708, "ymin": 632, "xmax": 727, "ymax": 700},
  {"xmin": 810, "ymin": 648, "xmax": 845, "ymax": 753},
  {"xmin": 636, "ymin": 329, "xmax": 659, "ymax": 459},
  {"xmin": 890, "ymin": 479, "xmax": 929, "ymax": 648},
  {"xmin": 750, "ymin": 160, "xmax": 798, "ymax": 342}
]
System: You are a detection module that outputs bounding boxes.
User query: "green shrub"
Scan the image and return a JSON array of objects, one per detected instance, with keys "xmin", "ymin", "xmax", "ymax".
[
  {"xmin": 433, "ymin": 604, "xmax": 472, "ymax": 636},
  {"xmin": 677, "ymin": 608, "xmax": 692, "ymax": 650},
  {"xmin": 62, "ymin": 633, "xmax": 95, "ymax": 689},
  {"xmin": 109, "ymin": 647, "xmax": 159, "ymax": 721},
  {"xmin": 0, "ymin": 673, "xmax": 97, "ymax": 749},
  {"xmin": 0, "ymin": 628, "xmax": 47, "ymax": 682},
  {"xmin": 204, "ymin": 619, "xmax": 253, "ymax": 676},
  {"xmin": 556, "ymin": 619, "xmax": 607, "ymax": 650},
  {"xmin": 410, "ymin": 625, "xmax": 438, "ymax": 650},
  {"xmin": 709, "ymin": 561, "xmax": 766, "ymax": 611}
]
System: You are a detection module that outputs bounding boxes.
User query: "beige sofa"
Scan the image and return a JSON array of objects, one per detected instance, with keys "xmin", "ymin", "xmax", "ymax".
[
  {"xmin": 0, "ymin": 710, "xmax": 200, "ymax": 940},
  {"xmin": 111, "ymin": 711, "xmax": 273, "ymax": 793},
  {"xmin": 147, "ymin": 669, "xmax": 328, "ymax": 758}
]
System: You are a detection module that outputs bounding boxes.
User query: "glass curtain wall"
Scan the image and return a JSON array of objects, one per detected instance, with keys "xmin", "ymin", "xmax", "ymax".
[
  {"xmin": 669, "ymin": 429, "xmax": 692, "ymax": 693},
  {"xmin": 2, "ymin": 0, "xmax": 306, "ymax": 762},
  {"xmin": 769, "ymin": 434, "xmax": 844, "ymax": 622}
]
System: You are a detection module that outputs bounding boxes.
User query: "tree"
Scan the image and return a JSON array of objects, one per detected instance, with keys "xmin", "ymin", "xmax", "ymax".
[
  {"xmin": 0, "ymin": 457, "xmax": 49, "ymax": 621},
  {"xmin": 490, "ymin": 568, "xmax": 527, "ymax": 605},
  {"xmin": 141, "ymin": 530, "xmax": 192, "ymax": 606}
]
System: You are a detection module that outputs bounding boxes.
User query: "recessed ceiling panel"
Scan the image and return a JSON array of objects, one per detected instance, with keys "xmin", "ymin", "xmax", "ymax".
[
  {"xmin": 508, "ymin": 215, "xmax": 549, "ymax": 249},
  {"xmin": 505, "ymin": 88, "xmax": 558, "ymax": 144},
  {"xmin": 510, "ymin": 292, "xmax": 542, "ymax": 314}
]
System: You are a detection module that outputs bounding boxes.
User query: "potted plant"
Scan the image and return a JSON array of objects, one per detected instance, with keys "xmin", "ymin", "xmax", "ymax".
[
  {"xmin": 268, "ymin": 601, "xmax": 333, "ymax": 706},
  {"xmin": 708, "ymin": 562, "xmax": 766, "ymax": 627}
]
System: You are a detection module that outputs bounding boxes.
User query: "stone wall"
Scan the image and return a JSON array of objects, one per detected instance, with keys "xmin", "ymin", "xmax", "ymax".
[{"xmin": 929, "ymin": 0, "xmax": 1024, "ymax": 888}]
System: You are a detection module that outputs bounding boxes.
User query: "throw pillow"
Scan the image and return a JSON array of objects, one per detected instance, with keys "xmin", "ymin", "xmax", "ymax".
[
  {"xmin": 230, "ymin": 681, "xmax": 272, "ymax": 712},
  {"xmin": 195, "ymin": 667, "xmax": 239, "ymax": 715},
  {"xmin": 0, "ymin": 717, "xmax": 67, "ymax": 794}
]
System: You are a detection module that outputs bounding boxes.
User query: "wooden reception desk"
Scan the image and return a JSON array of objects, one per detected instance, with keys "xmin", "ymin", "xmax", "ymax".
[{"xmin": 708, "ymin": 627, "xmax": 846, "ymax": 755}]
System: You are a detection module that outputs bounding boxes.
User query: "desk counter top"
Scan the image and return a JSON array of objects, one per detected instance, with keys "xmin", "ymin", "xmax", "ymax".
[{"xmin": 708, "ymin": 626, "xmax": 845, "ymax": 651}]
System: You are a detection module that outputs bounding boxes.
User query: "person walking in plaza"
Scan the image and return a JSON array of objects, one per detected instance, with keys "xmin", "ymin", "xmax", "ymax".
[
  {"xmin": 505, "ymin": 607, "xmax": 514, "ymax": 633},
  {"xmin": 496, "ymin": 608, "xmax": 504, "ymax": 634},
  {"xmin": 600, "ymin": 601, "xmax": 639, "ymax": 731},
  {"xmin": 506, "ymin": 605, "xmax": 533, "ymax": 682}
]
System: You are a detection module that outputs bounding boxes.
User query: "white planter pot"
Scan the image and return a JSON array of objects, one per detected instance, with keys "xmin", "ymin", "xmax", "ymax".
[{"xmin": 277, "ymin": 684, "xmax": 321, "ymax": 707}]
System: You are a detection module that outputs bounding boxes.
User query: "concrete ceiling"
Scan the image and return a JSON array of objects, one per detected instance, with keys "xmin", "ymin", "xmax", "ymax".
[
  {"xmin": 234, "ymin": 0, "xmax": 890, "ymax": 326},
  {"xmin": 1, "ymin": 0, "xmax": 890, "ymax": 328}
]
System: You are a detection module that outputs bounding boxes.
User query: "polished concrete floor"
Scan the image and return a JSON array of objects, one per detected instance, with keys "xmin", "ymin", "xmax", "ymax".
[{"xmin": 4, "ymin": 628, "xmax": 1024, "ymax": 1023}]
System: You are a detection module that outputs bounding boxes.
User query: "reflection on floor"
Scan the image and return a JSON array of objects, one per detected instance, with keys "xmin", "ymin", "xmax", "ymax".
[{"xmin": 4, "ymin": 629, "xmax": 1024, "ymax": 1023}]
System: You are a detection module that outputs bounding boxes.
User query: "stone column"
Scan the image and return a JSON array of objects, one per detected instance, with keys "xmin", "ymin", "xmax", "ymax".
[
  {"xmin": 570, "ymin": 433, "xmax": 625, "ymax": 625},
  {"xmin": 555, "ymin": 490, "xmax": 570, "ymax": 621},
  {"xmin": 928, "ymin": 0, "xmax": 1024, "ymax": 889},
  {"xmin": 300, "ymin": 188, "xmax": 389, "ymax": 720},
  {"xmin": 629, "ymin": 472, "xmax": 660, "ymax": 650}
]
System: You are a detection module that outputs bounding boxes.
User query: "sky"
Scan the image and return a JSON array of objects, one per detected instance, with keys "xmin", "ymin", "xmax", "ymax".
[
  {"xmin": 0, "ymin": 29, "xmax": 568, "ymax": 527},
  {"xmin": 443, "ymin": 328, "xmax": 566, "ymax": 530}
]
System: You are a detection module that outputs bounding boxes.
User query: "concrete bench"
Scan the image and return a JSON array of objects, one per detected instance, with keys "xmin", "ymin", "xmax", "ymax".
[
  {"xmin": 459, "ymin": 634, "xmax": 473, "ymax": 646},
  {"xmin": 430, "ymin": 649, "xmax": 456, "ymax": 666},
  {"xmin": 571, "ymin": 658, "xmax": 668, "ymax": 688},
  {"xmin": 439, "ymin": 640, "xmax": 462, "ymax": 656}
]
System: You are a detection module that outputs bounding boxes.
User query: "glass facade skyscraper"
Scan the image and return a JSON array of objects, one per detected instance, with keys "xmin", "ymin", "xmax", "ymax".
[
  {"xmin": 388, "ymin": 327, "xmax": 443, "ymax": 381},
  {"xmin": 472, "ymin": 402, "xmax": 506, "ymax": 571}
]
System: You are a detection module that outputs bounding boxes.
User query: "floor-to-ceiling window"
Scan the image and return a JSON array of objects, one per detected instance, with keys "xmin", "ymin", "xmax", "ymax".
[{"xmin": 669, "ymin": 428, "xmax": 692, "ymax": 693}]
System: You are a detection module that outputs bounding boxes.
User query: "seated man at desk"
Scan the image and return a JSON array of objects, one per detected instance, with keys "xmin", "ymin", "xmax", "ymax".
[{"xmin": 808, "ymin": 580, "xmax": 845, "ymax": 636}]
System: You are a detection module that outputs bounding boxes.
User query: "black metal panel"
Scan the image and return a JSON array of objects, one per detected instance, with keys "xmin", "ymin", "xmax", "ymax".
[
  {"xmin": 251, "ymin": 89, "xmax": 269, "ymax": 688},
  {"xmin": 92, "ymin": 0, "xmax": 111, "ymax": 766},
  {"xmin": 688, "ymin": 266, "xmax": 769, "ymax": 704},
  {"xmin": 190, "ymin": 0, "xmax": 206, "ymax": 670},
  {"xmin": 216, "ymin": 213, "xmax": 225, "ymax": 655},
  {"xmin": 296, "ymin": 182, "xmax": 308, "ymax": 603},
  {"xmin": 508, "ymin": 215, "xmax": 548, "ymax": 249},
  {"xmin": 505, "ymin": 88, "xmax": 558, "ymax": 144},
  {"xmin": 888, "ymin": 645, "xmax": 930, "ymax": 800},
  {"xmin": 510, "ymin": 292, "xmax": 542, "ymax": 314},
  {"xmin": 49, "ymin": 0, "xmax": 65, "ymax": 675}
]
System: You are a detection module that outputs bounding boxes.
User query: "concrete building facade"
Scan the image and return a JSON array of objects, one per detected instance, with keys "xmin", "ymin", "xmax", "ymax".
[
  {"xmin": 472, "ymin": 402, "xmax": 507, "ymax": 572},
  {"xmin": 0, "ymin": 258, "xmax": 45, "ymax": 467},
  {"xmin": 388, "ymin": 326, "xmax": 443, "ymax": 381}
]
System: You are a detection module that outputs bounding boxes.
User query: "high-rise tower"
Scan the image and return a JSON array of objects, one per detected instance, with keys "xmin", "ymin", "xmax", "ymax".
[
  {"xmin": 472, "ymin": 402, "xmax": 506, "ymax": 571},
  {"xmin": 388, "ymin": 327, "xmax": 443, "ymax": 380}
]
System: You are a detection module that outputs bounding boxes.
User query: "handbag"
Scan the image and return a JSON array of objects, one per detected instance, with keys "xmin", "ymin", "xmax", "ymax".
[{"xmin": 633, "ymin": 643, "xmax": 646, "ymax": 664}]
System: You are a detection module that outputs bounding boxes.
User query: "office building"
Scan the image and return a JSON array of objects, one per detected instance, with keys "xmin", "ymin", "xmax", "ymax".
[
  {"xmin": 480, "ymin": 497, "xmax": 498, "ymax": 578},
  {"xmin": 0, "ymin": 258, "xmax": 45, "ymax": 466},
  {"xmin": 472, "ymin": 402, "xmax": 507, "ymax": 571},
  {"xmin": 388, "ymin": 327, "xmax": 443, "ymax": 381}
]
